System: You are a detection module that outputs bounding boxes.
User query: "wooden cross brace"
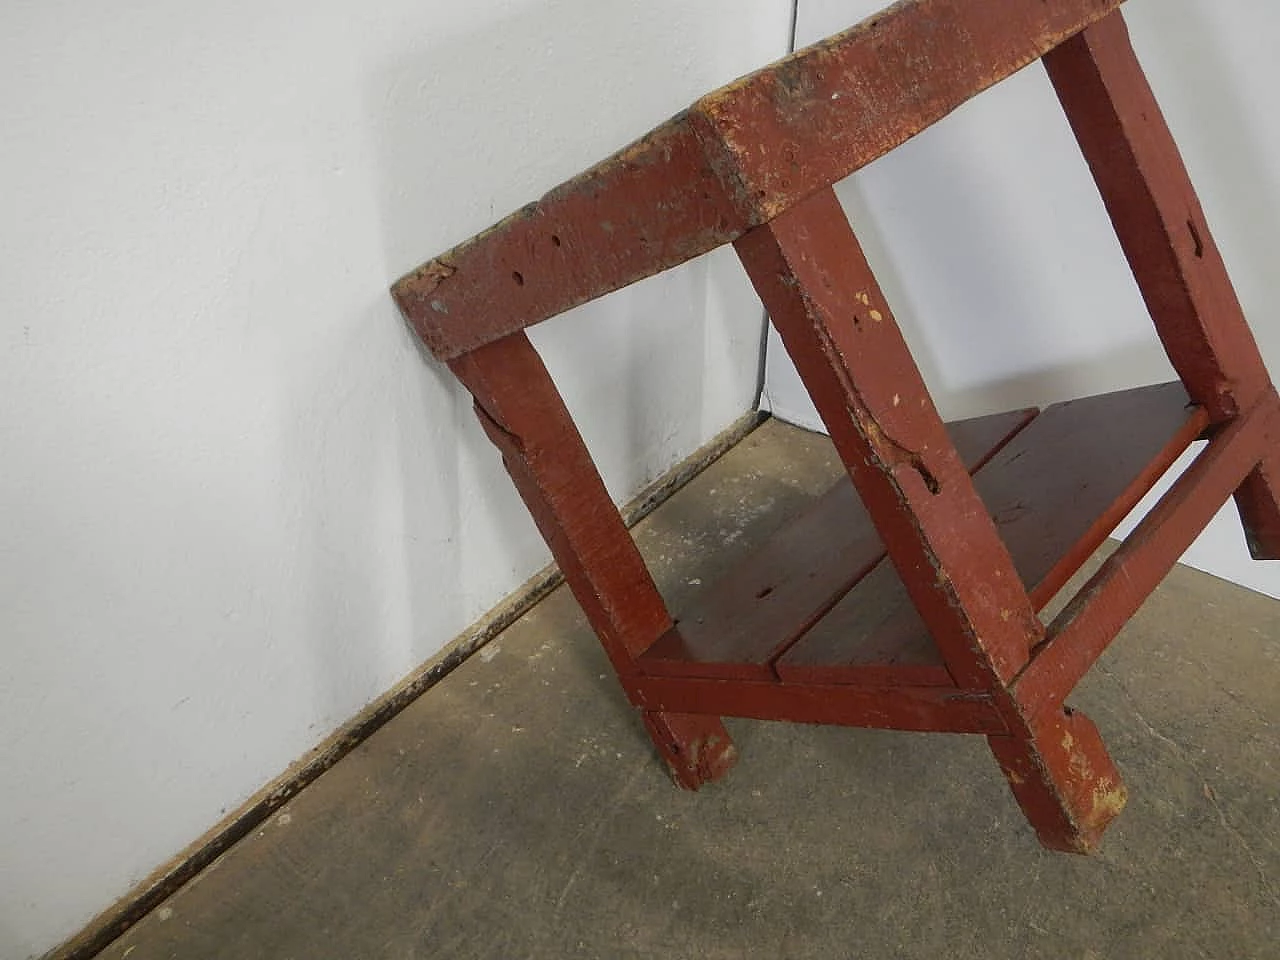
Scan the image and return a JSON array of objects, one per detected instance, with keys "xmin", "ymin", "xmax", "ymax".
[{"xmin": 392, "ymin": 1, "xmax": 1280, "ymax": 852}]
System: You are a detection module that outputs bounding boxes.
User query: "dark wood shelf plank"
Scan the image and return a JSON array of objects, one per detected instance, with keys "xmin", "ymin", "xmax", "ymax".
[
  {"xmin": 776, "ymin": 381, "xmax": 1207, "ymax": 685},
  {"xmin": 637, "ymin": 409, "xmax": 1036, "ymax": 680}
]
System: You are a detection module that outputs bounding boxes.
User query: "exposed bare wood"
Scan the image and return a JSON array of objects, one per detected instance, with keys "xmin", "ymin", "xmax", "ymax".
[{"xmin": 776, "ymin": 383, "xmax": 1205, "ymax": 686}]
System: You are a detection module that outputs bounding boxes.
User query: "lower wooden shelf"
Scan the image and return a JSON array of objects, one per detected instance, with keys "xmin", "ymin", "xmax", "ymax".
[{"xmin": 637, "ymin": 381, "xmax": 1207, "ymax": 696}]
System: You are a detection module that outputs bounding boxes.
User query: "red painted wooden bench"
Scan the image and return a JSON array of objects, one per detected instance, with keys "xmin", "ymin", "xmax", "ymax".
[{"xmin": 392, "ymin": 0, "xmax": 1280, "ymax": 852}]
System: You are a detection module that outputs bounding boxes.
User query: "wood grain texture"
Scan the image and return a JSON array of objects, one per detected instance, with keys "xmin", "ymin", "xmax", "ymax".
[
  {"xmin": 390, "ymin": 0, "xmax": 1280, "ymax": 855},
  {"xmin": 988, "ymin": 706, "xmax": 1126, "ymax": 853},
  {"xmin": 394, "ymin": 0, "xmax": 1126, "ymax": 359},
  {"xmin": 638, "ymin": 409, "xmax": 1034, "ymax": 681},
  {"xmin": 1047, "ymin": 11, "xmax": 1280, "ymax": 560}
]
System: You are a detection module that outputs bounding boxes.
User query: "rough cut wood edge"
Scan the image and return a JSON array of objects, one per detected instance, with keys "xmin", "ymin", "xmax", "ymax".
[{"xmin": 44, "ymin": 410, "xmax": 766, "ymax": 960}]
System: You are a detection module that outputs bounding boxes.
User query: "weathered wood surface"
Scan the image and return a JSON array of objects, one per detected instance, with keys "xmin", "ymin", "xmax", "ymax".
[
  {"xmin": 638, "ymin": 409, "xmax": 1034, "ymax": 681},
  {"xmin": 449, "ymin": 334, "xmax": 671, "ymax": 668},
  {"xmin": 1015, "ymin": 392, "xmax": 1280, "ymax": 715},
  {"xmin": 694, "ymin": 0, "xmax": 1123, "ymax": 220},
  {"xmin": 776, "ymin": 559, "xmax": 954, "ymax": 687},
  {"xmin": 728, "ymin": 186, "xmax": 1131, "ymax": 852},
  {"xmin": 1045, "ymin": 12, "xmax": 1280, "ymax": 559},
  {"xmin": 988, "ymin": 705, "xmax": 1127, "ymax": 854},
  {"xmin": 980, "ymin": 383, "xmax": 1206, "ymax": 608},
  {"xmin": 775, "ymin": 382, "xmax": 1204, "ymax": 685},
  {"xmin": 735, "ymin": 188, "xmax": 1043, "ymax": 689},
  {"xmin": 394, "ymin": 121, "xmax": 744, "ymax": 361},
  {"xmin": 394, "ymin": 0, "xmax": 1280, "ymax": 854},
  {"xmin": 448, "ymin": 333, "xmax": 737, "ymax": 789},
  {"xmin": 1235, "ymin": 450, "xmax": 1280, "ymax": 560},
  {"xmin": 1045, "ymin": 13, "xmax": 1268, "ymax": 424},
  {"xmin": 393, "ymin": 0, "xmax": 1126, "ymax": 360}
]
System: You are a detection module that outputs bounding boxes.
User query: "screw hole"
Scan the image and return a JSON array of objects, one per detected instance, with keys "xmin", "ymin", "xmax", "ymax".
[{"xmin": 512, "ymin": 271, "xmax": 525, "ymax": 286}]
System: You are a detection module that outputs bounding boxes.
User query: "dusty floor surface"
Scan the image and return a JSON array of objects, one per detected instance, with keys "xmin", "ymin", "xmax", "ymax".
[{"xmin": 98, "ymin": 419, "xmax": 1279, "ymax": 960}]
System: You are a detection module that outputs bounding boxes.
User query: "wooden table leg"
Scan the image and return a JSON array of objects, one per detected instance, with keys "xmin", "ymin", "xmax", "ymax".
[
  {"xmin": 1235, "ymin": 452, "xmax": 1280, "ymax": 559},
  {"xmin": 734, "ymin": 188, "xmax": 1040, "ymax": 689},
  {"xmin": 1045, "ymin": 10, "xmax": 1280, "ymax": 557},
  {"xmin": 989, "ymin": 707, "xmax": 1127, "ymax": 853},
  {"xmin": 449, "ymin": 333, "xmax": 737, "ymax": 788},
  {"xmin": 735, "ymin": 187, "xmax": 1125, "ymax": 850}
]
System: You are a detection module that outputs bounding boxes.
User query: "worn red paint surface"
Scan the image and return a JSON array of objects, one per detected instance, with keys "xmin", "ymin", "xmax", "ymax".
[
  {"xmin": 639, "ymin": 408, "xmax": 1034, "ymax": 682},
  {"xmin": 1044, "ymin": 16, "xmax": 1280, "ymax": 557},
  {"xmin": 775, "ymin": 383, "xmax": 1205, "ymax": 687},
  {"xmin": 393, "ymin": 1, "xmax": 1280, "ymax": 852},
  {"xmin": 394, "ymin": 0, "xmax": 1126, "ymax": 361},
  {"xmin": 736, "ymin": 187, "xmax": 1045, "ymax": 690},
  {"xmin": 1016, "ymin": 394, "xmax": 1280, "ymax": 715}
]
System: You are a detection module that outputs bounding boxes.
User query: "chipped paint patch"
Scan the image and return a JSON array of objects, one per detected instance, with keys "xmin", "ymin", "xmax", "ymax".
[{"xmin": 1089, "ymin": 780, "xmax": 1128, "ymax": 825}]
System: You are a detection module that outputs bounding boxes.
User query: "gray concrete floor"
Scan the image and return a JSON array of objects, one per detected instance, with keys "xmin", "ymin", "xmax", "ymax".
[{"xmin": 100, "ymin": 419, "xmax": 1279, "ymax": 960}]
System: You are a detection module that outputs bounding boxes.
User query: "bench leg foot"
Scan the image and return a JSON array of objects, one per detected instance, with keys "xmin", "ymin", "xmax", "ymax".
[
  {"xmin": 641, "ymin": 711, "xmax": 737, "ymax": 790},
  {"xmin": 988, "ymin": 707, "xmax": 1127, "ymax": 853},
  {"xmin": 1235, "ymin": 448, "xmax": 1280, "ymax": 560}
]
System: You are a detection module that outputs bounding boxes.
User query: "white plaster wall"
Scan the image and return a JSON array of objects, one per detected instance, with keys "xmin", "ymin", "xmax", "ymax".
[
  {"xmin": 0, "ymin": 2, "xmax": 790, "ymax": 955},
  {"xmin": 763, "ymin": 0, "xmax": 1280, "ymax": 599}
]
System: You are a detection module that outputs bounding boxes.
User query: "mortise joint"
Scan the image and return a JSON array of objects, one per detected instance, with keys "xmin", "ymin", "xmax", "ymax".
[
  {"xmin": 913, "ymin": 459, "xmax": 942, "ymax": 495},
  {"xmin": 1187, "ymin": 218, "xmax": 1204, "ymax": 258}
]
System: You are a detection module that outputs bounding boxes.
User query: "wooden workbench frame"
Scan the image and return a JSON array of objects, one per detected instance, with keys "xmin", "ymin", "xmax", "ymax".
[{"xmin": 393, "ymin": 1, "xmax": 1279, "ymax": 852}]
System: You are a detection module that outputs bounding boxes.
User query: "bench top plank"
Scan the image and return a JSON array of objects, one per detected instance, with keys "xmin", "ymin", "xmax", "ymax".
[{"xmin": 393, "ymin": 0, "xmax": 1124, "ymax": 360}]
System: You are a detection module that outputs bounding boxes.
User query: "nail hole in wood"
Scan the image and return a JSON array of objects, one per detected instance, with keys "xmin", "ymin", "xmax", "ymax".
[
  {"xmin": 551, "ymin": 235, "xmax": 562, "ymax": 247},
  {"xmin": 512, "ymin": 270, "xmax": 525, "ymax": 285}
]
